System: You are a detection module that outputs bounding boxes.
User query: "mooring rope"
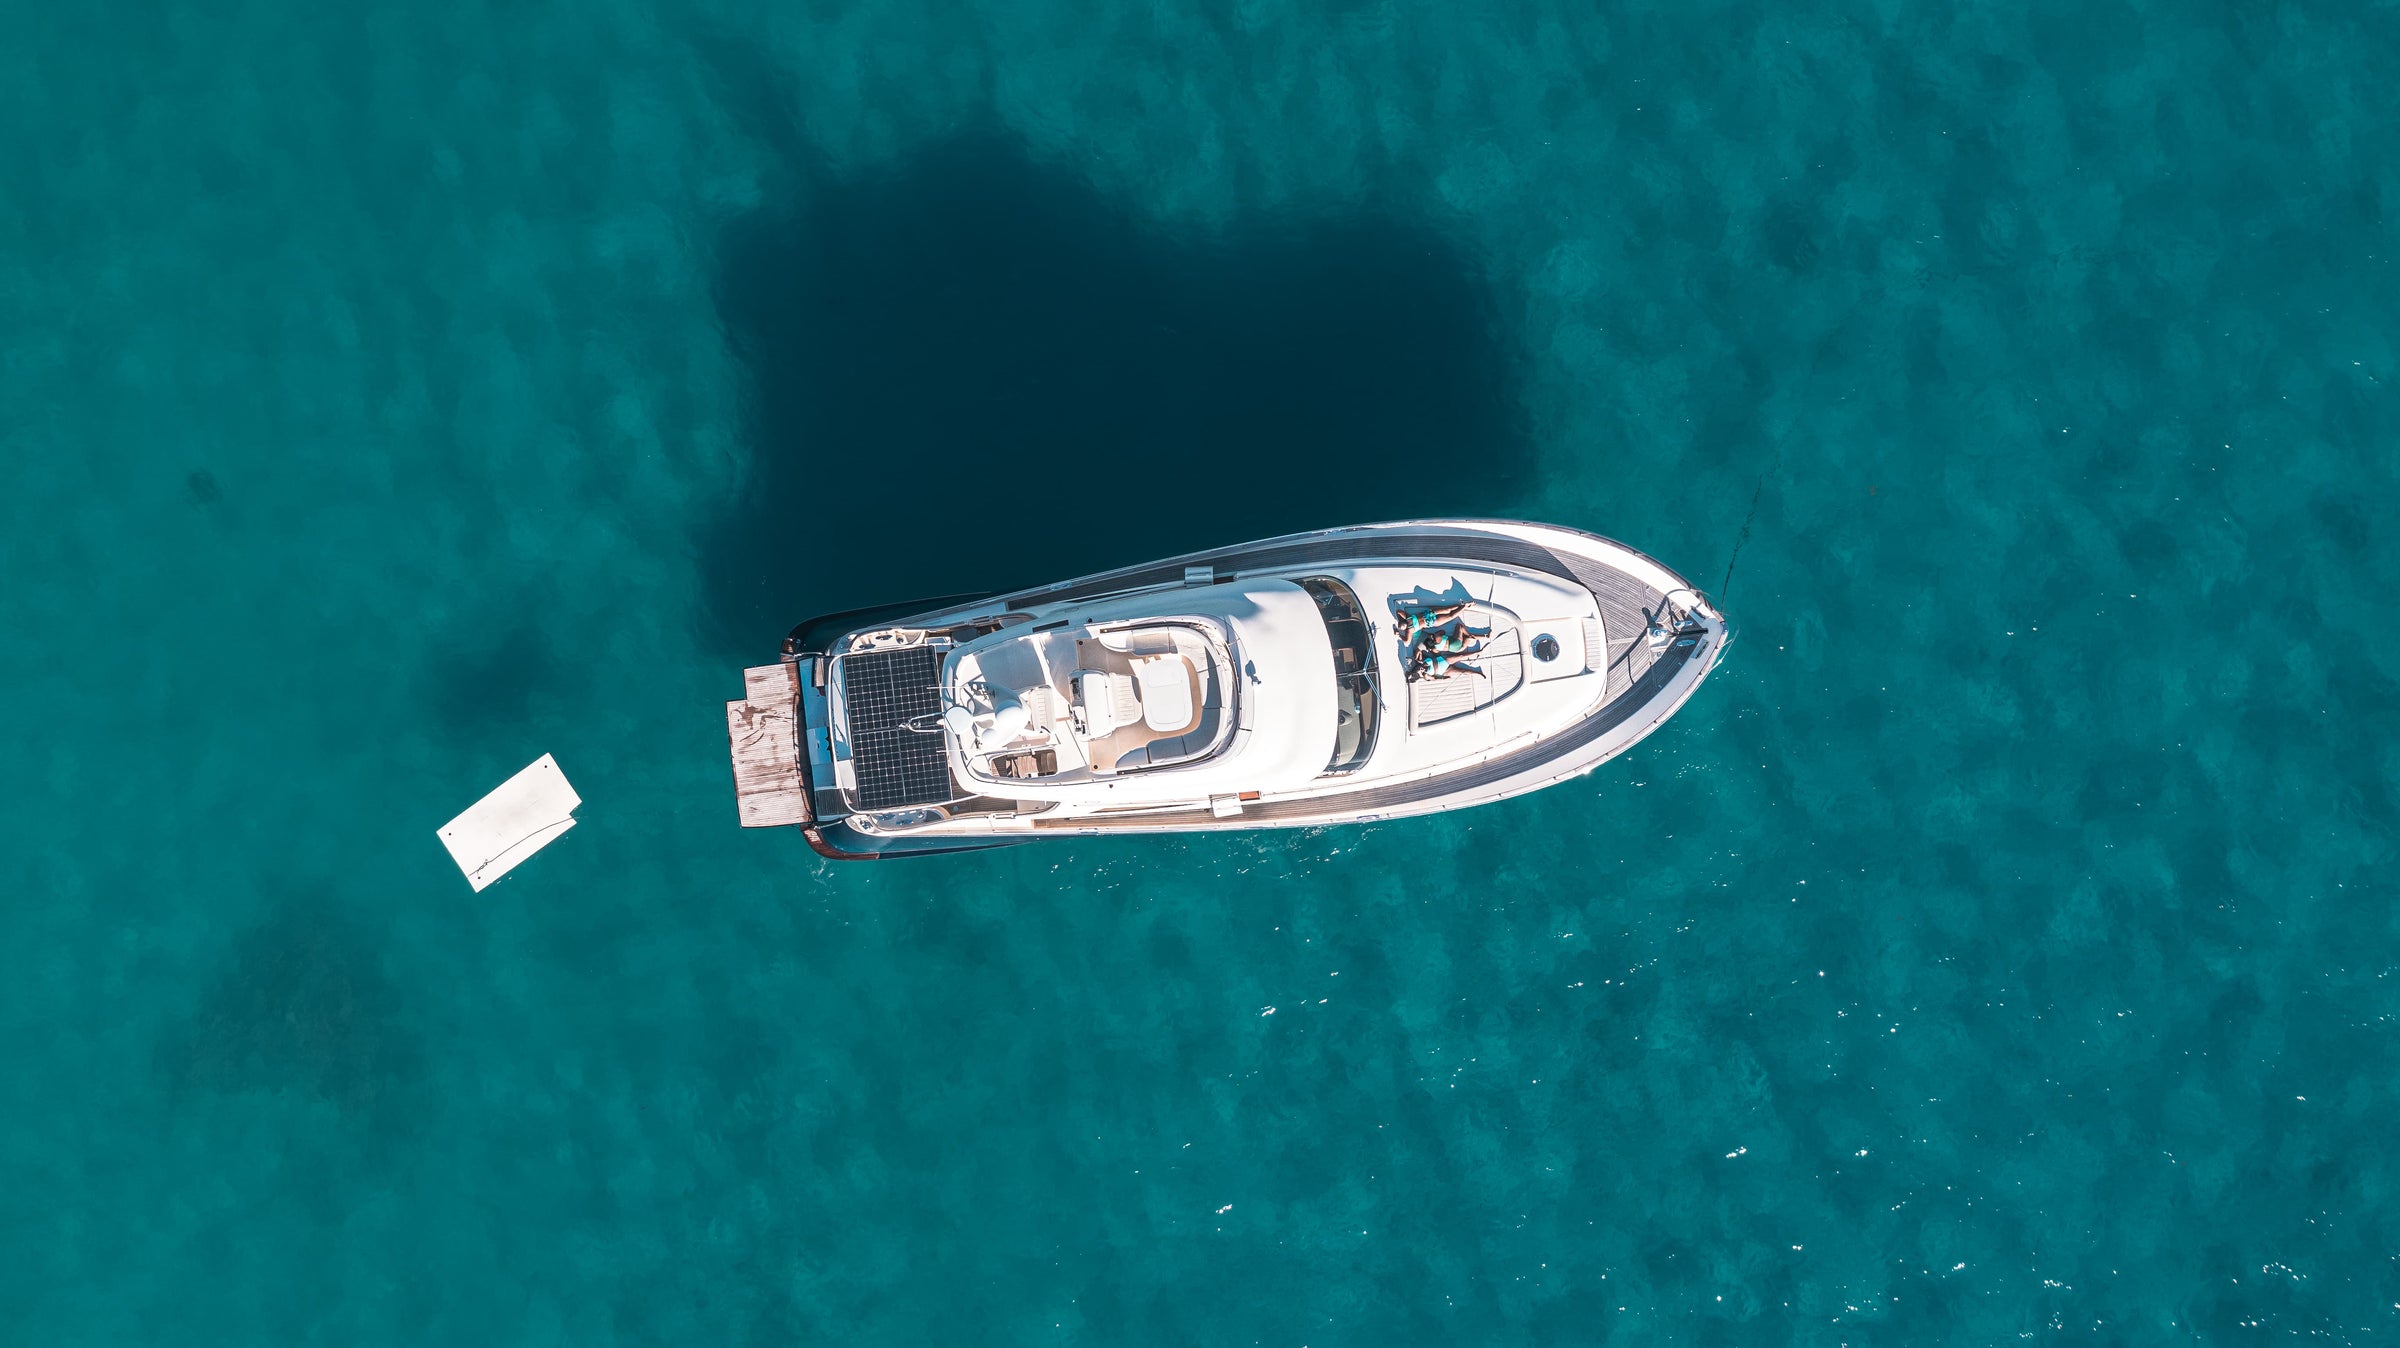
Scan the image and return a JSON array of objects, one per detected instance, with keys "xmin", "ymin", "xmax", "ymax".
[{"xmin": 1718, "ymin": 445, "xmax": 1784, "ymax": 602}]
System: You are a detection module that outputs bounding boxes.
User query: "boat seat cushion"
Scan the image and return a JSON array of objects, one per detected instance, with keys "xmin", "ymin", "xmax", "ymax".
[
  {"xmin": 1074, "ymin": 670, "xmax": 1143, "ymax": 738},
  {"xmin": 1130, "ymin": 655, "xmax": 1199, "ymax": 733}
]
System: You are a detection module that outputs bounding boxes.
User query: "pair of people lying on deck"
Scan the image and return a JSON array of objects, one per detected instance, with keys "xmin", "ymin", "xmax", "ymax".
[{"xmin": 1392, "ymin": 601, "xmax": 1487, "ymax": 679}]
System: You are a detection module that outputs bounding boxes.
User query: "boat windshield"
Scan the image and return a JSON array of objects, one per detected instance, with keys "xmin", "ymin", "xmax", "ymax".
[{"xmin": 1299, "ymin": 576, "xmax": 1379, "ymax": 775}]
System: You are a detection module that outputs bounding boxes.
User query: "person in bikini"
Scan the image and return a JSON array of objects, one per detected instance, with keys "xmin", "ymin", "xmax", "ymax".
[
  {"xmin": 1417, "ymin": 619, "xmax": 1488, "ymax": 654},
  {"xmin": 1391, "ymin": 600, "xmax": 1471, "ymax": 642},
  {"xmin": 1394, "ymin": 600, "xmax": 1497, "ymax": 679},
  {"xmin": 1415, "ymin": 647, "xmax": 1485, "ymax": 679}
]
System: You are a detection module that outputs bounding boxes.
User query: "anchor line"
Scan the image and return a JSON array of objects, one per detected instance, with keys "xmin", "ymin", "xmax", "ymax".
[{"xmin": 1718, "ymin": 447, "xmax": 1784, "ymax": 601}]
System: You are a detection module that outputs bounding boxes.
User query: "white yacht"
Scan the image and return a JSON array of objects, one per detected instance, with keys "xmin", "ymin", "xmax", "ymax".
[{"xmin": 723, "ymin": 519, "xmax": 1727, "ymax": 859}]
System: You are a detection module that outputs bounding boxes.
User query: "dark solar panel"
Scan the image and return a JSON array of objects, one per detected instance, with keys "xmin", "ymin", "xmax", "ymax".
[{"xmin": 840, "ymin": 645, "xmax": 954, "ymax": 811}]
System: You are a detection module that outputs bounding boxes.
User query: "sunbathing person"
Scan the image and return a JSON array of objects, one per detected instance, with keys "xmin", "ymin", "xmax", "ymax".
[
  {"xmin": 1412, "ymin": 636, "xmax": 1486, "ymax": 675},
  {"xmin": 1391, "ymin": 601, "xmax": 1471, "ymax": 642},
  {"xmin": 1415, "ymin": 648, "xmax": 1485, "ymax": 680},
  {"xmin": 1417, "ymin": 620, "xmax": 1489, "ymax": 655}
]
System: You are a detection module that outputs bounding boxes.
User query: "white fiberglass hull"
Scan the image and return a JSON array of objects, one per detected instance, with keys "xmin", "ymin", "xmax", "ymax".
[{"xmin": 727, "ymin": 519, "xmax": 1727, "ymax": 860}]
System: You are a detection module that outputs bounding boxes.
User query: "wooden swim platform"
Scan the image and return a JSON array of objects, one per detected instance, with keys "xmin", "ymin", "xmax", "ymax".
[{"xmin": 726, "ymin": 662, "xmax": 810, "ymax": 828}]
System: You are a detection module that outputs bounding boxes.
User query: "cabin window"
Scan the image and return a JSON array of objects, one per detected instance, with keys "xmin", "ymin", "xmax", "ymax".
[{"xmin": 1298, "ymin": 577, "xmax": 1380, "ymax": 775}]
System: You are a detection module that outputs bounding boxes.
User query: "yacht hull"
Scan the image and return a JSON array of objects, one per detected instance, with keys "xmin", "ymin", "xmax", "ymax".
[{"xmin": 725, "ymin": 520, "xmax": 1729, "ymax": 861}]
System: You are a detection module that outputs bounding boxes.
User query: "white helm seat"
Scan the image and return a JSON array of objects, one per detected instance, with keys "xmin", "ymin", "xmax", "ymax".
[{"xmin": 1073, "ymin": 669, "xmax": 1144, "ymax": 738}]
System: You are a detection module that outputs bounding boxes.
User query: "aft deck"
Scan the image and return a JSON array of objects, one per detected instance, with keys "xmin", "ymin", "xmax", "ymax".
[
  {"xmin": 836, "ymin": 645, "xmax": 955, "ymax": 811},
  {"xmin": 947, "ymin": 622, "xmax": 1232, "ymax": 781}
]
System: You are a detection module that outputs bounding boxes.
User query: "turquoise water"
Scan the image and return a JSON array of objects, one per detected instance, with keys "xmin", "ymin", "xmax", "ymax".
[{"xmin": 4, "ymin": 0, "xmax": 2397, "ymax": 1340}]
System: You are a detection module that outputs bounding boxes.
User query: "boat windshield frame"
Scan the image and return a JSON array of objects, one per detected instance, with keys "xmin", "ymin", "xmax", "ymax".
[{"xmin": 1298, "ymin": 576, "xmax": 1380, "ymax": 775}]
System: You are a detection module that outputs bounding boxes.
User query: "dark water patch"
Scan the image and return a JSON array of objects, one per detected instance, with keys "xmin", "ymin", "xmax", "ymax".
[
  {"xmin": 157, "ymin": 895, "xmax": 421, "ymax": 1133},
  {"xmin": 896, "ymin": 894, "xmax": 1004, "ymax": 969},
  {"xmin": 418, "ymin": 617, "xmax": 572, "ymax": 738},
  {"xmin": 185, "ymin": 468, "xmax": 221, "ymax": 505},
  {"xmin": 2113, "ymin": 516, "xmax": 2180, "ymax": 572},
  {"xmin": 701, "ymin": 130, "xmax": 1533, "ymax": 653},
  {"xmin": 1759, "ymin": 199, "xmax": 1823, "ymax": 274},
  {"xmin": 2309, "ymin": 489, "xmax": 2370, "ymax": 560}
]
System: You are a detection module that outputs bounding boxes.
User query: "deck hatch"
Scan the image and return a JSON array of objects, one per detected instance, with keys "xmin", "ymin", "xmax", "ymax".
[{"xmin": 838, "ymin": 646, "xmax": 954, "ymax": 810}]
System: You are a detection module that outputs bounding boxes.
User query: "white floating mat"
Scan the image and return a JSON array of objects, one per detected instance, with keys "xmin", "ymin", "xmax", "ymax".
[{"xmin": 436, "ymin": 753, "xmax": 582, "ymax": 891}]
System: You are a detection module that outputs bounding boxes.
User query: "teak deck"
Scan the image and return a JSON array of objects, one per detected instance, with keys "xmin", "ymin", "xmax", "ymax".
[{"xmin": 727, "ymin": 662, "xmax": 810, "ymax": 828}]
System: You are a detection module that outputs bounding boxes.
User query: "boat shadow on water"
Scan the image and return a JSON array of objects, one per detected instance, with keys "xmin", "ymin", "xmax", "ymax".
[{"xmin": 701, "ymin": 127, "xmax": 1537, "ymax": 653}]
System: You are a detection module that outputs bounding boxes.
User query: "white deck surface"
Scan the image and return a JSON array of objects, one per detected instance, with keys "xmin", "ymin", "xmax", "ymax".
[
  {"xmin": 436, "ymin": 753, "xmax": 582, "ymax": 891},
  {"xmin": 804, "ymin": 519, "xmax": 1725, "ymax": 844}
]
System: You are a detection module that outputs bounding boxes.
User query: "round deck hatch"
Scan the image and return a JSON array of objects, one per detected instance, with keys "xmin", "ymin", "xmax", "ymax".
[{"xmin": 1531, "ymin": 633, "xmax": 1562, "ymax": 662}]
